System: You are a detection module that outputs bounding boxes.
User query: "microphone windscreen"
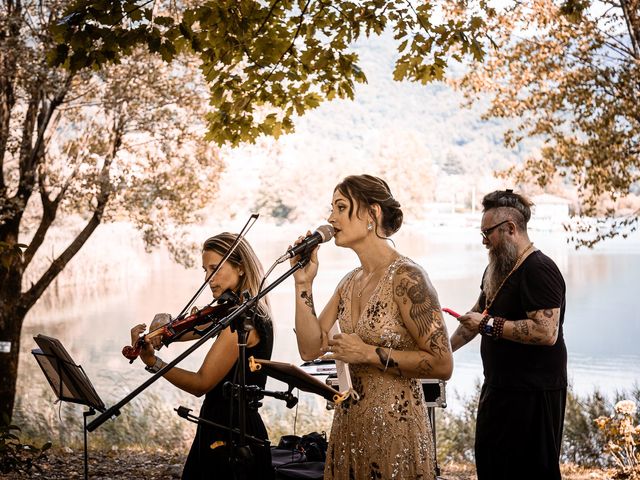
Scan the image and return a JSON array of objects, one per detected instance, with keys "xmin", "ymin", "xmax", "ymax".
[{"xmin": 316, "ymin": 224, "xmax": 335, "ymax": 242}]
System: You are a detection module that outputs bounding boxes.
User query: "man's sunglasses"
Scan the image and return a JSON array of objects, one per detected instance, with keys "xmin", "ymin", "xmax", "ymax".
[{"xmin": 481, "ymin": 220, "xmax": 510, "ymax": 240}]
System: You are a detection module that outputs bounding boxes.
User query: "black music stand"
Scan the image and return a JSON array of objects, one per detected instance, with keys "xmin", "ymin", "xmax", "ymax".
[{"xmin": 32, "ymin": 334, "xmax": 105, "ymax": 480}]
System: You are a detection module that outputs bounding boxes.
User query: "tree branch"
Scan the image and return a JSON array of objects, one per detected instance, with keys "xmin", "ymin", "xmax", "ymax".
[
  {"xmin": 21, "ymin": 186, "xmax": 59, "ymax": 270},
  {"xmin": 619, "ymin": 0, "xmax": 640, "ymax": 58},
  {"xmin": 14, "ymin": 74, "xmax": 73, "ymax": 210},
  {"xmin": 0, "ymin": 0, "xmax": 22, "ymax": 193},
  {"xmin": 19, "ymin": 112, "xmax": 122, "ymax": 313},
  {"xmin": 20, "ymin": 198, "xmax": 104, "ymax": 314},
  {"xmin": 254, "ymin": 0, "xmax": 283, "ymax": 36},
  {"xmin": 20, "ymin": 147, "xmax": 81, "ymax": 271},
  {"xmin": 242, "ymin": 0, "xmax": 313, "ymax": 110}
]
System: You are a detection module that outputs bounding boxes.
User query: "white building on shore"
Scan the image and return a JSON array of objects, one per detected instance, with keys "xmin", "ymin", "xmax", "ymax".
[{"xmin": 530, "ymin": 193, "xmax": 571, "ymax": 231}]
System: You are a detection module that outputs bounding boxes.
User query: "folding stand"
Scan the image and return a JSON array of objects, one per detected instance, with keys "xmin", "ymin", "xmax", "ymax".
[
  {"xmin": 32, "ymin": 334, "xmax": 105, "ymax": 480},
  {"xmin": 421, "ymin": 379, "xmax": 448, "ymax": 479},
  {"xmin": 248, "ymin": 357, "xmax": 343, "ymax": 404}
]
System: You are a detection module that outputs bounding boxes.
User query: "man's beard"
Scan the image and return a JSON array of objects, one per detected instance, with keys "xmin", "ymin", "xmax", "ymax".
[{"xmin": 483, "ymin": 237, "xmax": 519, "ymax": 300}]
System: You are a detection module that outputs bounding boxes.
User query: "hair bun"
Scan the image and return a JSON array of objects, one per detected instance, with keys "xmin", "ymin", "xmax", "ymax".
[{"xmin": 383, "ymin": 200, "xmax": 403, "ymax": 236}]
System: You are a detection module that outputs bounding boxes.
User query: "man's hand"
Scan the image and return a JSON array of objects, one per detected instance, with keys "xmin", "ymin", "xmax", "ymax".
[{"xmin": 457, "ymin": 311, "xmax": 484, "ymax": 334}]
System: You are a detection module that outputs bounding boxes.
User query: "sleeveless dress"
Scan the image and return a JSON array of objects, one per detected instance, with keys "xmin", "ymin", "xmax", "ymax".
[
  {"xmin": 325, "ymin": 257, "xmax": 436, "ymax": 480},
  {"xmin": 182, "ymin": 316, "xmax": 274, "ymax": 480}
]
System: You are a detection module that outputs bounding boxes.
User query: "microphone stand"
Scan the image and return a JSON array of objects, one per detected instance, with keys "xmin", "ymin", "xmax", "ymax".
[
  {"xmin": 86, "ymin": 256, "xmax": 311, "ymax": 433},
  {"xmin": 228, "ymin": 290, "xmax": 254, "ymax": 480}
]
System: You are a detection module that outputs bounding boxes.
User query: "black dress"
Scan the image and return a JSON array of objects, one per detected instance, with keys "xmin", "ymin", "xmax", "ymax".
[{"xmin": 182, "ymin": 315, "xmax": 274, "ymax": 480}]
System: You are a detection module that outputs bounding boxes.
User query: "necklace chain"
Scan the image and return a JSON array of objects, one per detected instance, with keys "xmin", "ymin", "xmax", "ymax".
[
  {"xmin": 483, "ymin": 242, "xmax": 534, "ymax": 314},
  {"xmin": 356, "ymin": 263, "xmax": 389, "ymax": 298}
]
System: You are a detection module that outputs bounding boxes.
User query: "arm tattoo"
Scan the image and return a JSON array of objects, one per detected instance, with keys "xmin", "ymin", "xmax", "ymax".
[
  {"xmin": 395, "ymin": 264, "xmax": 447, "ymax": 356},
  {"xmin": 300, "ymin": 290, "xmax": 316, "ymax": 317},
  {"xmin": 512, "ymin": 320, "xmax": 545, "ymax": 344},
  {"xmin": 513, "ymin": 321, "xmax": 529, "ymax": 342},
  {"xmin": 376, "ymin": 347, "xmax": 399, "ymax": 371},
  {"xmin": 529, "ymin": 308, "xmax": 560, "ymax": 343},
  {"xmin": 416, "ymin": 354, "xmax": 434, "ymax": 376}
]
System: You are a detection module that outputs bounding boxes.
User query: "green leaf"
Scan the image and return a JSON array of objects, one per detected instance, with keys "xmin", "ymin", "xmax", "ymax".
[
  {"xmin": 393, "ymin": 60, "xmax": 410, "ymax": 81},
  {"xmin": 304, "ymin": 92, "xmax": 322, "ymax": 109},
  {"xmin": 155, "ymin": 16, "xmax": 175, "ymax": 27}
]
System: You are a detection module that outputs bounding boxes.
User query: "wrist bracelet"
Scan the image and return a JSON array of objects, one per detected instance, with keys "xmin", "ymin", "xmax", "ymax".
[
  {"xmin": 479, "ymin": 315, "xmax": 490, "ymax": 335},
  {"xmin": 145, "ymin": 356, "xmax": 167, "ymax": 374},
  {"xmin": 479, "ymin": 315, "xmax": 496, "ymax": 337},
  {"xmin": 383, "ymin": 346, "xmax": 393, "ymax": 372},
  {"xmin": 493, "ymin": 317, "xmax": 506, "ymax": 339}
]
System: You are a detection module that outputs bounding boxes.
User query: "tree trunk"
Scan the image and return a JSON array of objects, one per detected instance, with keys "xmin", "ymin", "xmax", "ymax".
[{"xmin": 0, "ymin": 265, "xmax": 27, "ymax": 425}]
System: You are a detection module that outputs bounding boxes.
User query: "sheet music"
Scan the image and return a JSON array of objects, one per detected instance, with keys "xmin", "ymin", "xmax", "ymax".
[{"xmin": 328, "ymin": 321, "xmax": 353, "ymax": 393}]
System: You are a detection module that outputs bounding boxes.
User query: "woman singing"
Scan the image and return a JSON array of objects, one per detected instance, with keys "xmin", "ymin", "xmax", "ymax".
[
  {"xmin": 130, "ymin": 233, "xmax": 273, "ymax": 480},
  {"xmin": 292, "ymin": 174, "xmax": 453, "ymax": 479}
]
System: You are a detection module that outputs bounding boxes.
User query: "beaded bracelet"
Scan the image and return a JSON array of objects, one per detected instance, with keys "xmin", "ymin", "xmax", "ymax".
[
  {"xmin": 478, "ymin": 315, "xmax": 490, "ymax": 335},
  {"xmin": 493, "ymin": 317, "xmax": 506, "ymax": 339}
]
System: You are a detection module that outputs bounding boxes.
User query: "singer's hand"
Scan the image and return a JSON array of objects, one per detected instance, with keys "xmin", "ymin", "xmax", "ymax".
[
  {"xmin": 291, "ymin": 231, "xmax": 320, "ymax": 284},
  {"xmin": 321, "ymin": 333, "xmax": 370, "ymax": 364}
]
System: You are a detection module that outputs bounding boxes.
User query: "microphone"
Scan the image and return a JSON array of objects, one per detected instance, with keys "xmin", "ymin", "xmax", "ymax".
[{"xmin": 277, "ymin": 225, "xmax": 335, "ymax": 264}]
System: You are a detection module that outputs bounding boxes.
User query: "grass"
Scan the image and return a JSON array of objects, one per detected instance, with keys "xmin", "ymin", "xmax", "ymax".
[{"xmin": 7, "ymin": 384, "xmax": 639, "ymax": 479}]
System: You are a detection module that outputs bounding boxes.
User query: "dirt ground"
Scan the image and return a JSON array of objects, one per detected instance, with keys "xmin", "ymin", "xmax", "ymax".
[
  {"xmin": 1, "ymin": 448, "xmax": 616, "ymax": 479},
  {"xmin": 439, "ymin": 461, "xmax": 615, "ymax": 480}
]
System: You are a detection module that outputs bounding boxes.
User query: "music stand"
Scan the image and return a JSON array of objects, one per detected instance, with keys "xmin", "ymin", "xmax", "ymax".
[{"xmin": 32, "ymin": 334, "xmax": 105, "ymax": 480}]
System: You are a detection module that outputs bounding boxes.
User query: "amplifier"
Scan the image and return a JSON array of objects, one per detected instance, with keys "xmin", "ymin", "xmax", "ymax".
[{"xmin": 420, "ymin": 379, "xmax": 447, "ymax": 408}]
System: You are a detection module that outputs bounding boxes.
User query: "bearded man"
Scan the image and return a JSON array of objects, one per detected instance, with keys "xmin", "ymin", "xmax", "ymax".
[{"xmin": 451, "ymin": 189, "xmax": 567, "ymax": 480}]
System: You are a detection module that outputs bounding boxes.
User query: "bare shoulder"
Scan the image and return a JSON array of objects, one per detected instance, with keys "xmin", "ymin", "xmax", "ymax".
[
  {"xmin": 392, "ymin": 258, "xmax": 438, "ymax": 303},
  {"xmin": 334, "ymin": 267, "xmax": 359, "ymax": 296}
]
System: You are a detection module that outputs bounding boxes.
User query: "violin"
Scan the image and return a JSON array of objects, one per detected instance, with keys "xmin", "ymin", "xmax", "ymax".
[{"xmin": 122, "ymin": 290, "xmax": 239, "ymax": 363}]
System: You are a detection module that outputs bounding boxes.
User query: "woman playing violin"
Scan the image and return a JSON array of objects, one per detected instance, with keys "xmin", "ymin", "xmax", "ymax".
[{"xmin": 130, "ymin": 233, "xmax": 273, "ymax": 480}]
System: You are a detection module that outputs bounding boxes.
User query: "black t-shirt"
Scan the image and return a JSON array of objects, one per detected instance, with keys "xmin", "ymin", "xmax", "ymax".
[{"xmin": 479, "ymin": 250, "xmax": 567, "ymax": 390}]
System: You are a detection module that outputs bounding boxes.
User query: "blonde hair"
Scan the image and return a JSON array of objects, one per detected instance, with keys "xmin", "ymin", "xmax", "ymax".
[{"xmin": 202, "ymin": 232, "xmax": 271, "ymax": 318}]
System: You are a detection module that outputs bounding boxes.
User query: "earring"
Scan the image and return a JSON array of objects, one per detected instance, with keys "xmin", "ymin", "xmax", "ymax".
[
  {"xmin": 239, "ymin": 271, "xmax": 244, "ymax": 276},
  {"xmin": 367, "ymin": 222, "xmax": 373, "ymax": 231}
]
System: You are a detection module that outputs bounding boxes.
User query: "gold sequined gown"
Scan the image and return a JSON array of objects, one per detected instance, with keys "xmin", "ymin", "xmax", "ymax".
[{"xmin": 325, "ymin": 257, "xmax": 436, "ymax": 480}]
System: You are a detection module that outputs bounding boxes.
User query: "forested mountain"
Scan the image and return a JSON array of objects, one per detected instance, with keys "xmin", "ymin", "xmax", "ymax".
[{"xmin": 215, "ymin": 31, "xmax": 545, "ymax": 222}]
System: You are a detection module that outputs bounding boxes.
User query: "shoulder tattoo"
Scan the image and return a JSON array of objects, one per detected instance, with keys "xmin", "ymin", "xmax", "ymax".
[{"xmin": 394, "ymin": 264, "xmax": 447, "ymax": 357}]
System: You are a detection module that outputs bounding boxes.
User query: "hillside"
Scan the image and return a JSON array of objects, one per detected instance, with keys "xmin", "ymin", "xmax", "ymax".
[{"xmin": 214, "ymin": 31, "xmax": 545, "ymax": 222}]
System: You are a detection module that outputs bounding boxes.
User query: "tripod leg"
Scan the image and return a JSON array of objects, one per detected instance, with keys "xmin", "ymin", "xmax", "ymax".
[
  {"xmin": 428, "ymin": 406, "xmax": 441, "ymax": 477},
  {"xmin": 83, "ymin": 408, "xmax": 95, "ymax": 480}
]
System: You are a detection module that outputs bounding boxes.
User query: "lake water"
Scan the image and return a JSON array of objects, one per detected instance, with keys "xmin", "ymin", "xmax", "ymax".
[{"xmin": 15, "ymin": 219, "xmax": 640, "ymax": 435}]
